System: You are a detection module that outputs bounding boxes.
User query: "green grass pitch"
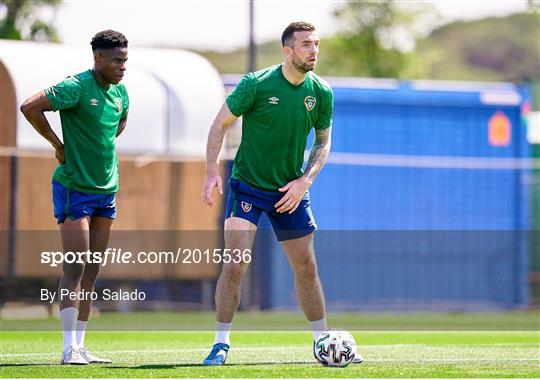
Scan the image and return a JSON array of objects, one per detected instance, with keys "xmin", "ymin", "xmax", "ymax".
[{"xmin": 1, "ymin": 312, "xmax": 539, "ymax": 378}]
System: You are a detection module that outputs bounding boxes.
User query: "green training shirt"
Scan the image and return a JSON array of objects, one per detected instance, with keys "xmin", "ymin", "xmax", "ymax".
[
  {"xmin": 227, "ymin": 64, "xmax": 333, "ymax": 191},
  {"xmin": 44, "ymin": 70, "xmax": 129, "ymax": 194}
]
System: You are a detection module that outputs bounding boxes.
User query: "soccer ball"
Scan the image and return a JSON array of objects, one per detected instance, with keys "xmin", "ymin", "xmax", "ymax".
[{"xmin": 313, "ymin": 330, "xmax": 357, "ymax": 367}]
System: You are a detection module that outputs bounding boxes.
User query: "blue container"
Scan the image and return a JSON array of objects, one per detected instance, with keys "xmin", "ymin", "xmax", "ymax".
[{"xmin": 226, "ymin": 77, "xmax": 531, "ymax": 311}]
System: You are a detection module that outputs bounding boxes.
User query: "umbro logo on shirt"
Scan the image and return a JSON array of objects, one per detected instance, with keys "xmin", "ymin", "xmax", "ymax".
[
  {"xmin": 90, "ymin": 98, "xmax": 98, "ymax": 106},
  {"xmin": 268, "ymin": 96, "xmax": 279, "ymax": 105}
]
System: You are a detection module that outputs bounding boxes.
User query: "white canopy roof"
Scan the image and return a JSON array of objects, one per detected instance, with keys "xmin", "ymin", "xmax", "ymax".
[{"xmin": 0, "ymin": 40, "xmax": 225, "ymax": 157}]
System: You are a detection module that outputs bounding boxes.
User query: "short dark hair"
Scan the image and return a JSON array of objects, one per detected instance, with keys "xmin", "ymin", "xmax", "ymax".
[
  {"xmin": 90, "ymin": 30, "xmax": 128, "ymax": 51},
  {"xmin": 281, "ymin": 22, "xmax": 315, "ymax": 47}
]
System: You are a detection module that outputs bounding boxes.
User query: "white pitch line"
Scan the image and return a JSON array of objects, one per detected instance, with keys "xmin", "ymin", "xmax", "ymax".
[
  {"xmin": 368, "ymin": 358, "xmax": 540, "ymax": 363},
  {"xmin": 4, "ymin": 342, "xmax": 534, "ymax": 357},
  {"xmin": 0, "ymin": 346, "xmax": 306, "ymax": 357},
  {"xmin": 1, "ymin": 344, "xmax": 539, "ymax": 363}
]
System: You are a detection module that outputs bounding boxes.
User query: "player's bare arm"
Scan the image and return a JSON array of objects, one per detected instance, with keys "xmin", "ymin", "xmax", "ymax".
[
  {"xmin": 202, "ymin": 102, "xmax": 238, "ymax": 207},
  {"xmin": 20, "ymin": 90, "xmax": 65, "ymax": 163},
  {"xmin": 275, "ymin": 126, "xmax": 331, "ymax": 214},
  {"xmin": 116, "ymin": 116, "xmax": 128, "ymax": 137}
]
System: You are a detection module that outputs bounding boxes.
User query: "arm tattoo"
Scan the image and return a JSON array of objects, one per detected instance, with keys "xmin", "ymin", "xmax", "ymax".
[{"xmin": 304, "ymin": 127, "xmax": 331, "ymax": 183}]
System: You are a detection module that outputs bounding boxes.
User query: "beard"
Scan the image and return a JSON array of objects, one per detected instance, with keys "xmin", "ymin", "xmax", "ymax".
[{"xmin": 292, "ymin": 53, "xmax": 316, "ymax": 73}]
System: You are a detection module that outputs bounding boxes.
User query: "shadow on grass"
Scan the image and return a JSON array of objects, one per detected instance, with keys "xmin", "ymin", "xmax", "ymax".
[
  {"xmin": 0, "ymin": 361, "xmax": 316, "ymax": 370},
  {"xmin": 0, "ymin": 364, "xmax": 58, "ymax": 367},
  {"xmin": 105, "ymin": 361, "xmax": 315, "ymax": 369}
]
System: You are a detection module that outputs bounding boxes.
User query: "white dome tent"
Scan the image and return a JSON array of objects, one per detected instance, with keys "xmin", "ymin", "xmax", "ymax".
[
  {"xmin": 0, "ymin": 39, "xmax": 228, "ymax": 231},
  {"xmin": 0, "ymin": 39, "xmax": 227, "ymax": 278},
  {"xmin": 0, "ymin": 39, "xmax": 225, "ymax": 157}
]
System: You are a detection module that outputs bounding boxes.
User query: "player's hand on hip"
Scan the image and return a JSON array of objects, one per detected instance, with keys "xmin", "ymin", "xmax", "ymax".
[
  {"xmin": 275, "ymin": 176, "xmax": 311, "ymax": 214},
  {"xmin": 202, "ymin": 171, "xmax": 223, "ymax": 208},
  {"xmin": 54, "ymin": 144, "xmax": 65, "ymax": 164}
]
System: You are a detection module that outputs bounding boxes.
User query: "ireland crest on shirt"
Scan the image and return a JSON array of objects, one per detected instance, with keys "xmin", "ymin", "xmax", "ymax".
[
  {"xmin": 304, "ymin": 96, "xmax": 316, "ymax": 111},
  {"xmin": 114, "ymin": 97, "xmax": 123, "ymax": 112}
]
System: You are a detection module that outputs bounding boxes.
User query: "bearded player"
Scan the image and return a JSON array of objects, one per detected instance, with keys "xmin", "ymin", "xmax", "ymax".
[{"xmin": 201, "ymin": 22, "xmax": 362, "ymax": 365}]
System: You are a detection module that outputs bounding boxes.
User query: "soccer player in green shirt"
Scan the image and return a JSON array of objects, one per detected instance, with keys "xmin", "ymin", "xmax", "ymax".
[
  {"xmin": 201, "ymin": 21, "xmax": 362, "ymax": 365},
  {"xmin": 20, "ymin": 30, "xmax": 129, "ymax": 365}
]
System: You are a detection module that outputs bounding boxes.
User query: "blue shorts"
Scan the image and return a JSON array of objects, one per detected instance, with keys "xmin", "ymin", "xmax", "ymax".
[
  {"xmin": 225, "ymin": 178, "xmax": 317, "ymax": 241},
  {"xmin": 52, "ymin": 180, "xmax": 116, "ymax": 224}
]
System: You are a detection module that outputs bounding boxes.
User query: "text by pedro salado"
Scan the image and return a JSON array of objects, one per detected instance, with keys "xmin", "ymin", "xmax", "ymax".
[{"xmin": 41, "ymin": 288, "xmax": 146, "ymax": 303}]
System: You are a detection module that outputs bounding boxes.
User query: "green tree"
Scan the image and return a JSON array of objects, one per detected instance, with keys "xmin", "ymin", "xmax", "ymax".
[
  {"xmin": 1, "ymin": 0, "xmax": 62, "ymax": 42},
  {"xmin": 323, "ymin": 0, "xmax": 433, "ymax": 78},
  {"xmin": 414, "ymin": 12, "xmax": 540, "ymax": 82},
  {"xmin": 528, "ymin": 0, "xmax": 540, "ymax": 12}
]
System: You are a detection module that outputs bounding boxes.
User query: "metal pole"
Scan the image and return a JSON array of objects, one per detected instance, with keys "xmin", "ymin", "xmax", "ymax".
[{"xmin": 248, "ymin": 0, "xmax": 256, "ymax": 72}]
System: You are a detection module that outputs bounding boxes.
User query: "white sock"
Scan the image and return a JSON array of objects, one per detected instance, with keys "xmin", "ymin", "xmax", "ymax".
[
  {"xmin": 310, "ymin": 317, "xmax": 328, "ymax": 340},
  {"xmin": 76, "ymin": 320, "xmax": 88, "ymax": 348},
  {"xmin": 60, "ymin": 307, "xmax": 79, "ymax": 351},
  {"xmin": 213, "ymin": 321, "xmax": 232, "ymax": 345}
]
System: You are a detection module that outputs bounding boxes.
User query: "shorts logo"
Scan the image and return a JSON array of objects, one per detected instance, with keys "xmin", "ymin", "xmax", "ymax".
[
  {"xmin": 90, "ymin": 98, "xmax": 98, "ymax": 106},
  {"xmin": 114, "ymin": 97, "xmax": 123, "ymax": 112},
  {"xmin": 241, "ymin": 201, "xmax": 252, "ymax": 213},
  {"xmin": 304, "ymin": 96, "xmax": 316, "ymax": 111}
]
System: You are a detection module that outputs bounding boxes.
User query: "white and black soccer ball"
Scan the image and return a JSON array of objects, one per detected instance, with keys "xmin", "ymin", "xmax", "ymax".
[{"xmin": 313, "ymin": 330, "xmax": 357, "ymax": 367}]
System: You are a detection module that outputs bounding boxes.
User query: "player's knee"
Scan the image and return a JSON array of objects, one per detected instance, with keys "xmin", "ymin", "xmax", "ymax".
[
  {"xmin": 294, "ymin": 257, "xmax": 318, "ymax": 278},
  {"xmin": 222, "ymin": 262, "xmax": 244, "ymax": 283},
  {"xmin": 62, "ymin": 263, "xmax": 85, "ymax": 285},
  {"xmin": 80, "ymin": 264, "xmax": 100, "ymax": 288}
]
